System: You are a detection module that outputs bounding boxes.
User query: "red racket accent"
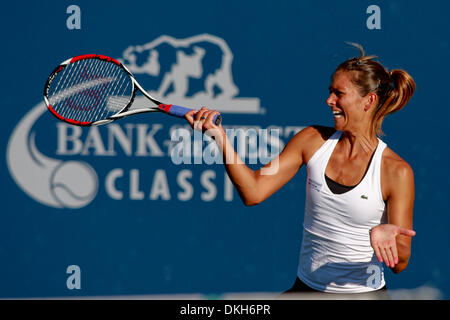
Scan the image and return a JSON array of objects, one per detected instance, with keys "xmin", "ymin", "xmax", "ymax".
[
  {"xmin": 158, "ymin": 104, "xmax": 172, "ymax": 113},
  {"xmin": 55, "ymin": 65, "xmax": 64, "ymax": 73},
  {"xmin": 70, "ymin": 54, "xmax": 121, "ymax": 66},
  {"xmin": 47, "ymin": 104, "xmax": 92, "ymax": 126},
  {"xmin": 70, "ymin": 54, "xmax": 97, "ymax": 63}
]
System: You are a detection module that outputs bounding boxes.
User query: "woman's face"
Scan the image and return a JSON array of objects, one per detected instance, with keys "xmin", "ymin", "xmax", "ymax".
[{"xmin": 326, "ymin": 71, "xmax": 369, "ymax": 132}]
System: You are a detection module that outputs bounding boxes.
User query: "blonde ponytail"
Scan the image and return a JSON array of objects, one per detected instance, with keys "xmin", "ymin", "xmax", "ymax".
[{"xmin": 372, "ymin": 69, "xmax": 416, "ymax": 136}]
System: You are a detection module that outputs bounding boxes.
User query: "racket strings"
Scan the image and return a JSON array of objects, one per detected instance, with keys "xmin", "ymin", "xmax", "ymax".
[
  {"xmin": 67, "ymin": 59, "xmax": 104, "ymax": 121},
  {"xmin": 87, "ymin": 62, "xmax": 122, "ymax": 122},
  {"xmin": 51, "ymin": 61, "xmax": 81, "ymax": 104},
  {"xmin": 50, "ymin": 59, "xmax": 97, "ymax": 114},
  {"xmin": 70, "ymin": 59, "xmax": 115, "ymax": 122},
  {"xmin": 95, "ymin": 64, "xmax": 127, "ymax": 121},
  {"xmin": 73, "ymin": 59, "xmax": 115, "ymax": 122},
  {"xmin": 100, "ymin": 70, "xmax": 131, "ymax": 120},
  {"xmin": 76, "ymin": 60, "xmax": 107, "ymax": 122},
  {"xmin": 47, "ymin": 58, "xmax": 133, "ymax": 123}
]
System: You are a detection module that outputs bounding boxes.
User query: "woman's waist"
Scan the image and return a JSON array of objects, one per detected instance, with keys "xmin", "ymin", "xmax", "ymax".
[{"xmin": 300, "ymin": 226, "xmax": 375, "ymax": 262}]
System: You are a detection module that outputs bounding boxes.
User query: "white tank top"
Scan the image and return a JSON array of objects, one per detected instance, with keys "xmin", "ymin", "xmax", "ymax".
[{"xmin": 298, "ymin": 130, "xmax": 388, "ymax": 293}]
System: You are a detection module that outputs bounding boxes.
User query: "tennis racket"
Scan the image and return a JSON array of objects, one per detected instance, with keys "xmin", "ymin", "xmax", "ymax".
[{"xmin": 43, "ymin": 54, "xmax": 221, "ymax": 126}]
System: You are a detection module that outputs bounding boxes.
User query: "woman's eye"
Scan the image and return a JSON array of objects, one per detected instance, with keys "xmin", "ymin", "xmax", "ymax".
[{"xmin": 328, "ymin": 88, "xmax": 343, "ymax": 97}]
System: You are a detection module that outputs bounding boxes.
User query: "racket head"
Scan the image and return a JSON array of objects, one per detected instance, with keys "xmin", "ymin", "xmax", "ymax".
[{"xmin": 43, "ymin": 54, "xmax": 136, "ymax": 126}]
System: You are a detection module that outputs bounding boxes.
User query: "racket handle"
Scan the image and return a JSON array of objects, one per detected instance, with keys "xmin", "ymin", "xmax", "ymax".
[{"xmin": 159, "ymin": 104, "xmax": 222, "ymax": 126}]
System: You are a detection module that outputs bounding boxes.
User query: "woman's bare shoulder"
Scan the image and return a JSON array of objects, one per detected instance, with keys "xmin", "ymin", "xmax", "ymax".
[
  {"xmin": 292, "ymin": 125, "xmax": 336, "ymax": 141},
  {"xmin": 382, "ymin": 147, "xmax": 414, "ymax": 183},
  {"xmin": 289, "ymin": 125, "xmax": 336, "ymax": 163},
  {"xmin": 382, "ymin": 147, "xmax": 413, "ymax": 169}
]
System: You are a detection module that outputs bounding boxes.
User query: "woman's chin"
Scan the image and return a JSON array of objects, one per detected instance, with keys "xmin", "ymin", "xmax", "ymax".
[{"xmin": 333, "ymin": 118, "xmax": 345, "ymax": 130}]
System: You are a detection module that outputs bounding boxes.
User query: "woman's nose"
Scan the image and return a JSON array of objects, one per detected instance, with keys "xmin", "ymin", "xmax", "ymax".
[{"xmin": 326, "ymin": 93, "xmax": 336, "ymax": 107}]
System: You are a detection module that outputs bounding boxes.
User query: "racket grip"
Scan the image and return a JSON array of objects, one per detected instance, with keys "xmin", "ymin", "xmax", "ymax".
[{"xmin": 159, "ymin": 104, "xmax": 221, "ymax": 125}]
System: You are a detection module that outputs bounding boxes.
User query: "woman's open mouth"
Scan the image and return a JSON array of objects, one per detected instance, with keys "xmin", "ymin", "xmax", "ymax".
[{"xmin": 333, "ymin": 110, "xmax": 344, "ymax": 118}]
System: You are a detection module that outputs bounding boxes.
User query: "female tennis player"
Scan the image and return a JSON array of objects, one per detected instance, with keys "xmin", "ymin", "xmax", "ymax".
[{"xmin": 185, "ymin": 44, "xmax": 416, "ymax": 295}]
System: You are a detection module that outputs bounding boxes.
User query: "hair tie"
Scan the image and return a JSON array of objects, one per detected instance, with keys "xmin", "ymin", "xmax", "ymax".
[
  {"xmin": 377, "ymin": 80, "xmax": 393, "ymax": 93},
  {"xmin": 389, "ymin": 70, "xmax": 396, "ymax": 82}
]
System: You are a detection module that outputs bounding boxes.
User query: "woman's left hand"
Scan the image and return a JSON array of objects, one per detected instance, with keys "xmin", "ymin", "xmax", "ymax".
[{"xmin": 370, "ymin": 224, "xmax": 416, "ymax": 268}]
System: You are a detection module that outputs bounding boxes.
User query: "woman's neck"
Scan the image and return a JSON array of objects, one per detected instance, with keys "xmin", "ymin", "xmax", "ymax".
[{"xmin": 339, "ymin": 129, "xmax": 379, "ymax": 159}]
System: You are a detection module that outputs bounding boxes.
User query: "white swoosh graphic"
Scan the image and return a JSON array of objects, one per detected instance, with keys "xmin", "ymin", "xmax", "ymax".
[
  {"xmin": 7, "ymin": 100, "xmax": 99, "ymax": 209},
  {"xmin": 7, "ymin": 102, "xmax": 63, "ymax": 207}
]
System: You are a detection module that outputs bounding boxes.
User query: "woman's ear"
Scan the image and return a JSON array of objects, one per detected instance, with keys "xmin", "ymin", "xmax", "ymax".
[{"xmin": 364, "ymin": 92, "xmax": 378, "ymax": 112}]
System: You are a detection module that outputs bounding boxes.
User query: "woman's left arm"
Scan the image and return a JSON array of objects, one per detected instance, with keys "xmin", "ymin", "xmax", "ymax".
[{"xmin": 370, "ymin": 159, "xmax": 416, "ymax": 273}]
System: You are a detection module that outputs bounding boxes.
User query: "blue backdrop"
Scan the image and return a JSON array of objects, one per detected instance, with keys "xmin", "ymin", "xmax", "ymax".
[{"xmin": 1, "ymin": 0, "xmax": 449, "ymax": 298}]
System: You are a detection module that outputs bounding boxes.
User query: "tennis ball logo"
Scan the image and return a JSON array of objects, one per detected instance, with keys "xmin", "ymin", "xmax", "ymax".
[
  {"xmin": 7, "ymin": 101, "xmax": 99, "ymax": 209},
  {"xmin": 50, "ymin": 161, "xmax": 98, "ymax": 209}
]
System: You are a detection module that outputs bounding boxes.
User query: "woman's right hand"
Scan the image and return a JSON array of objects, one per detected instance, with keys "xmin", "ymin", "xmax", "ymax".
[{"xmin": 185, "ymin": 107, "xmax": 224, "ymax": 136}]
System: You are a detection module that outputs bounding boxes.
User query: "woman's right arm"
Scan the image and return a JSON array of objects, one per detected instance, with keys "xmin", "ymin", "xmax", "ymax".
[{"xmin": 185, "ymin": 107, "xmax": 317, "ymax": 206}]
